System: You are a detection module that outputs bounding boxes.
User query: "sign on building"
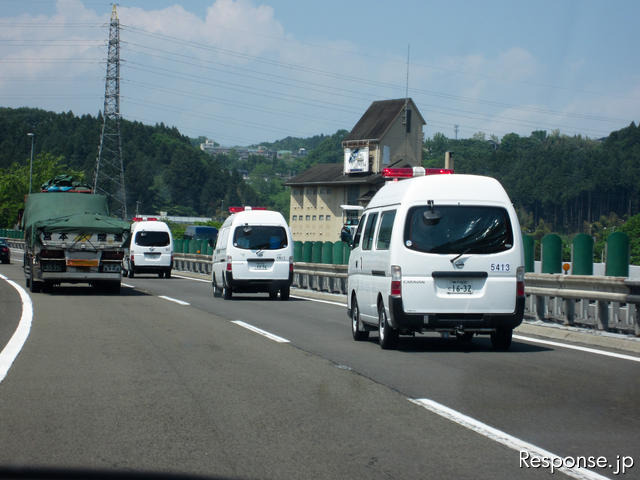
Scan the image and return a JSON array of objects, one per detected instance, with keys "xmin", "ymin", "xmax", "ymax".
[{"xmin": 344, "ymin": 147, "xmax": 369, "ymax": 173}]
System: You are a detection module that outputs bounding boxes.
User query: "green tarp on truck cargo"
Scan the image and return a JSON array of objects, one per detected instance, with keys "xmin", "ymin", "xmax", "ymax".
[{"xmin": 22, "ymin": 193, "xmax": 130, "ymax": 246}]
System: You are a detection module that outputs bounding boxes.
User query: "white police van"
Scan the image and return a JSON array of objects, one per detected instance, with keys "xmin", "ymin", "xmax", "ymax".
[
  {"xmin": 347, "ymin": 167, "xmax": 525, "ymax": 350},
  {"xmin": 123, "ymin": 218, "xmax": 173, "ymax": 278},
  {"xmin": 211, "ymin": 207, "xmax": 293, "ymax": 300}
]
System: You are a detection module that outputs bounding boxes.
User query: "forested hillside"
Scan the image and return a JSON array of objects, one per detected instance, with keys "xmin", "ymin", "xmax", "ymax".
[
  {"xmin": 424, "ymin": 125, "xmax": 640, "ymax": 233},
  {"xmin": 1, "ymin": 107, "xmax": 639, "ymax": 242}
]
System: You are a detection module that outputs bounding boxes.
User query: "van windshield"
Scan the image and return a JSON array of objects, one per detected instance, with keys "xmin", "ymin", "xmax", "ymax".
[
  {"xmin": 135, "ymin": 231, "xmax": 170, "ymax": 247},
  {"xmin": 232, "ymin": 225, "xmax": 288, "ymax": 250},
  {"xmin": 404, "ymin": 205, "xmax": 513, "ymax": 254}
]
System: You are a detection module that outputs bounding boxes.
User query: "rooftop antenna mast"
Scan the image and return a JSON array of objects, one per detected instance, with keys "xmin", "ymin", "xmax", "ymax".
[
  {"xmin": 94, "ymin": 4, "xmax": 127, "ymax": 220},
  {"xmin": 403, "ymin": 44, "xmax": 410, "ymax": 127}
]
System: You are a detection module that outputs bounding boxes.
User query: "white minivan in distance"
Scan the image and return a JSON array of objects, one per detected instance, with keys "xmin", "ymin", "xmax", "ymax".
[
  {"xmin": 123, "ymin": 218, "xmax": 173, "ymax": 278},
  {"xmin": 347, "ymin": 167, "xmax": 525, "ymax": 350},
  {"xmin": 211, "ymin": 207, "xmax": 293, "ymax": 300}
]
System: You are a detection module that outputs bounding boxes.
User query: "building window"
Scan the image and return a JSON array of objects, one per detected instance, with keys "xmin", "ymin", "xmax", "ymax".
[
  {"xmin": 306, "ymin": 215, "xmax": 310, "ymax": 221},
  {"xmin": 326, "ymin": 215, "xmax": 331, "ymax": 221},
  {"xmin": 292, "ymin": 215, "xmax": 297, "ymax": 221},
  {"xmin": 312, "ymin": 215, "xmax": 316, "ymax": 221}
]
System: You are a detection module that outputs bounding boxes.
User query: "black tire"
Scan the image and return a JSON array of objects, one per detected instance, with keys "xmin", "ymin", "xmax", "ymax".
[
  {"xmin": 29, "ymin": 270, "xmax": 40, "ymax": 293},
  {"xmin": 378, "ymin": 302, "xmax": 398, "ymax": 349},
  {"xmin": 212, "ymin": 275, "xmax": 222, "ymax": 297},
  {"xmin": 280, "ymin": 285, "xmax": 290, "ymax": 301},
  {"xmin": 269, "ymin": 288, "xmax": 278, "ymax": 300},
  {"xmin": 491, "ymin": 327, "xmax": 513, "ymax": 351},
  {"xmin": 351, "ymin": 296, "xmax": 369, "ymax": 341},
  {"xmin": 165, "ymin": 269, "xmax": 171, "ymax": 279},
  {"xmin": 128, "ymin": 267, "xmax": 134, "ymax": 278},
  {"xmin": 158, "ymin": 272, "xmax": 164, "ymax": 278},
  {"xmin": 223, "ymin": 278, "xmax": 232, "ymax": 300}
]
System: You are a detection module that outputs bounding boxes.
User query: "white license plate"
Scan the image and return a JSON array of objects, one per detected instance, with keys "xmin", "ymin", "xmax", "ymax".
[
  {"xmin": 254, "ymin": 262, "xmax": 268, "ymax": 270},
  {"xmin": 447, "ymin": 280, "xmax": 473, "ymax": 295}
]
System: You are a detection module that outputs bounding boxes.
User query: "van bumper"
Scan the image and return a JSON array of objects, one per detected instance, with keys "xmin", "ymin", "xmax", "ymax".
[
  {"xmin": 225, "ymin": 271, "xmax": 293, "ymax": 293},
  {"xmin": 388, "ymin": 296, "xmax": 525, "ymax": 332}
]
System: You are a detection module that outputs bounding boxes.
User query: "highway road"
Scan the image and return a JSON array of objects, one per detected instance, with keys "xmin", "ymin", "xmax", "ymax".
[{"xmin": 0, "ymin": 255, "xmax": 638, "ymax": 479}]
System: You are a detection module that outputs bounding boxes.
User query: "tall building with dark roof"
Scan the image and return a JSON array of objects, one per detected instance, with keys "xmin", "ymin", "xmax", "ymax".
[{"xmin": 286, "ymin": 98, "xmax": 425, "ymax": 242}]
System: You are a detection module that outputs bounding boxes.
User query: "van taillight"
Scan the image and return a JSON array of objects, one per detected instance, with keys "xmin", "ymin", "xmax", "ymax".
[
  {"xmin": 391, "ymin": 265, "xmax": 402, "ymax": 297},
  {"xmin": 226, "ymin": 255, "xmax": 232, "ymax": 272},
  {"xmin": 289, "ymin": 256, "xmax": 293, "ymax": 273},
  {"xmin": 516, "ymin": 266, "xmax": 525, "ymax": 297},
  {"xmin": 130, "ymin": 254, "xmax": 134, "ymax": 262}
]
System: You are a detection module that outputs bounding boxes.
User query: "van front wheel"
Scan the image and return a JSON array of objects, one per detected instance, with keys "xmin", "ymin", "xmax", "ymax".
[
  {"xmin": 378, "ymin": 303, "xmax": 398, "ymax": 349},
  {"xmin": 491, "ymin": 327, "xmax": 513, "ymax": 351}
]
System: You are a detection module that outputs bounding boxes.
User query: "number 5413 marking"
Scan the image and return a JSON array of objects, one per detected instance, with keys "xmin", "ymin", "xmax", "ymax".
[{"xmin": 490, "ymin": 263, "xmax": 510, "ymax": 272}]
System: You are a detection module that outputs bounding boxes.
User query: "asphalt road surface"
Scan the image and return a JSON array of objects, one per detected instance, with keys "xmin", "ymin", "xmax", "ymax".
[{"xmin": 0, "ymin": 258, "xmax": 638, "ymax": 480}]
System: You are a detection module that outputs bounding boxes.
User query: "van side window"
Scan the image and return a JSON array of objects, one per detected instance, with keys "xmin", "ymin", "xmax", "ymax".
[
  {"xmin": 216, "ymin": 228, "xmax": 229, "ymax": 250},
  {"xmin": 362, "ymin": 212, "xmax": 378, "ymax": 251},
  {"xmin": 376, "ymin": 210, "xmax": 396, "ymax": 250},
  {"xmin": 352, "ymin": 214, "xmax": 366, "ymax": 247}
]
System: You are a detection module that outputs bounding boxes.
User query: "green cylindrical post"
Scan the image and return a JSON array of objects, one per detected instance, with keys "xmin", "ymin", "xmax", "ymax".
[
  {"xmin": 321, "ymin": 241, "xmax": 333, "ymax": 264},
  {"xmin": 311, "ymin": 241, "xmax": 323, "ymax": 263},
  {"xmin": 332, "ymin": 241, "xmax": 344, "ymax": 265},
  {"xmin": 572, "ymin": 234, "xmax": 593, "ymax": 275},
  {"xmin": 541, "ymin": 234, "xmax": 562, "ymax": 274},
  {"xmin": 605, "ymin": 231, "xmax": 629, "ymax": 277},
  {"xmin": 294, "ymin": 241, "xmax": 302, "ymax": 262},
  {"xmin": 302, "ymin": 241, "xmax": 312, "ymax": 263},
  {"xmin": 522, "ymin": 234, "xmax": 535, "ymax": 273}
]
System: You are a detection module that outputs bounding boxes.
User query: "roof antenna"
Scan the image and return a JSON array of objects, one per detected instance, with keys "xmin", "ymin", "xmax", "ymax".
[{"xmin": 403, "ymin": 44, "xmax": 411, "ymax": 130}]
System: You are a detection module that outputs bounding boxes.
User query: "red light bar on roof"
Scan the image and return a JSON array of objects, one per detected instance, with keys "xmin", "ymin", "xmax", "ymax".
[
  {"xmin": 382, "ymin": 167, "xmax": 453, "ymax": 179},
  {"xmin": 132, "ymin": 216, "xmax": 158, "ymax": 222},
  {"xmin": 425, "ymin": 168, "xmax": 454, "ymax": 175},
  {"xmin": 229, "ymin": 206, "xmax": 268, "ymax": 213}
]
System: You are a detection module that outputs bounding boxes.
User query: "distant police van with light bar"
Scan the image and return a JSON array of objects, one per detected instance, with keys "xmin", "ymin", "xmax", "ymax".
[
  {"xmin": 347, "ymin": 167, "xmax": 525, "ymax": 350},
  {"xmin": 211, "ymin": 207, "xmax": 293, "ymax": 300},
  {"xmin": 123, "ymin": 217, "xmax": 173, "ymax": 279}
]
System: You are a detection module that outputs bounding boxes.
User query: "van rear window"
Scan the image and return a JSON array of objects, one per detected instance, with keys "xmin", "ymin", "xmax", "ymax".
[
  {"xmin": 135, "ymin": 231, "xmax": 170, "ymax": 247},
  {"xmin": 233, "ymin": 226, "xmax": 288, "ymax": 250},
  {"xmin": 404, "ymin": 205, "xmax": 513, "ymax": 254}
]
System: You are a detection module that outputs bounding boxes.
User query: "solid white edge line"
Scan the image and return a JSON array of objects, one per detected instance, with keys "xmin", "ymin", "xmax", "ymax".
[
  {"xmin": 231, "ymin": 320, "xmax": 290, "ymax": 343},
  {"xmin": 513, "ymin": 334, "xmax": 640, "ymax": 363},
  {"xmin": 172, "ymin": 274, "xmax": 210, "ymax": 283},
  {"xmin": 0, "ymin": 274, "xmax": 33, "ymax": 384},
  {"xmin": 290, "ymin": 295, "xmax": 346, "ymax": 307},
  {"xmin": 158, "ymin": 295, "xmax": 190, "ymax": 306},
  {"xmin": 409, "ymin": 398, "xmax": 611, "ymax": 480}
]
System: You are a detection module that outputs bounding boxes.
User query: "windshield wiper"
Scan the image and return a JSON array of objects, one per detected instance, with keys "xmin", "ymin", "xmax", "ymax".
[{"xmin": 450, "ymin": 248, "xmax": 472, "ymax": 264}]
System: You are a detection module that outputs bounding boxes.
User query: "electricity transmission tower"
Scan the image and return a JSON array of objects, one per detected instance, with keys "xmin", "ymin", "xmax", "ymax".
[{"xmin": 94, "ymin": 4, "xmax": 127, "ymax": 219}]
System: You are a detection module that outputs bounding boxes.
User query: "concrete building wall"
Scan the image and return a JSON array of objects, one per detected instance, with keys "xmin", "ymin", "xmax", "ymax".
[{"xmin": 289, "ymin": 185, "xmax": 354, "ymax": 242}]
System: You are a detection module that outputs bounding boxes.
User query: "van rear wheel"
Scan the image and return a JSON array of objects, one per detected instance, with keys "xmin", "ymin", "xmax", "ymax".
[
  {"xmin": 351, "ymin": 296, "xmax": 369, "ymax": 341},
  {"xmin": 280, "ymin": 286, "xmax": 290, "ymax": 301},
  {"xmin": 378, "ymin": 303, "xmax": 398, "ymax": 349},
  {"xmin": 491, "ymin": 327, "xmax": 512, "ymax": 351},
  {"xmin": 223, "ymin": 278, "xmax": 232, "ymax": 300}
]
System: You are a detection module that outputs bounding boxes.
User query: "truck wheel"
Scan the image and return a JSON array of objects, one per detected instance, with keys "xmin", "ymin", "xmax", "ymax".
[
  {"xmin": 29, "ymin": 271, "xmax": 40, "ymax": 293},
  {"xmin": 280, "ymin": 286, "xmax": 290, "ymax": 301},
  {"xmin": 351, "ymin": 295, "xmax": 369, "ymax": 341},
  {"xmin": 378, "ymin": 302, "xmax": 398, "ymax": 349},
  {"xmin": 491, "ymin": 327, "xmax": 513, "ymax": 351}
]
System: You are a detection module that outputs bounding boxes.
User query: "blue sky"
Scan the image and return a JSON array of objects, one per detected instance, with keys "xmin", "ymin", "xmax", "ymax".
[{"xmin": 1, "ymin": 0, "xmax": 638, "ymax": 145}]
